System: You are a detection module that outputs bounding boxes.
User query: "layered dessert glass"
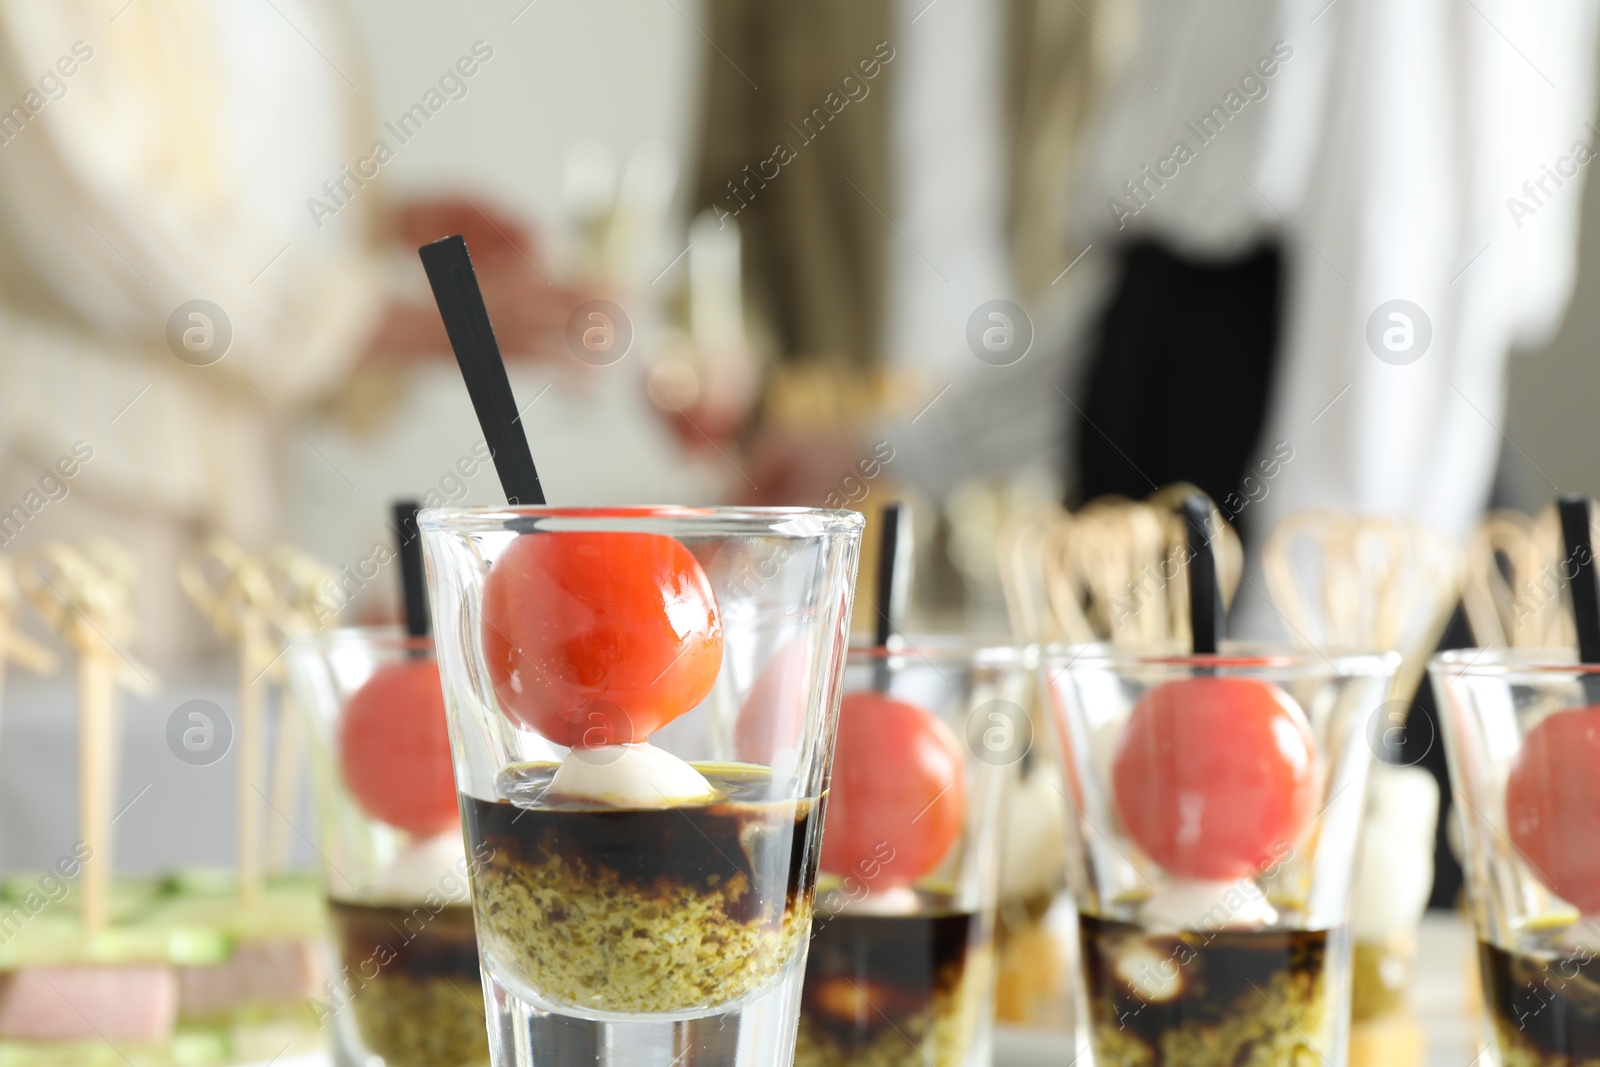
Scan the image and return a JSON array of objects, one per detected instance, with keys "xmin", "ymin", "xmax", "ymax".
[
  {"xmin": 990, "ymin": 669, "xmax": 1078, "ymax": 1035},
  {"xmin": 1044, "ymin": 643, "xmax": 1395, "ymax": 1066},
  {"xmin": 289, "ymin": 627, "xmax": 489, "ymax": 1067},
  {"xmin": 419, "ymin": 506, "xmax": 862, "ymax": 1067},
  {"xmin": 1431, "ymin": 649, "xmax": 1600, "ymax": 1066},
  {"xmin": 793, "ymin": 638, "xmax": 1021, "ymax": 1067}
]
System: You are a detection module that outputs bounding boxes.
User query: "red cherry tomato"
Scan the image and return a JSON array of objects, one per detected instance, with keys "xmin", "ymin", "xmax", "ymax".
[
  {"xmin": 481, "ymin": 532, "xmax": 724, "ymax": 747},
  {"xmin": 820, "ymin": 692, "xmax": 966, "ymax": 887},
  {"xmin": 339, "ymin": 659, "xmax": 458, "ymax": 836},
  {"xmin": 734, "ymin": 638, "xmax": 811, "ymax": 765},
  {"xmin": 1506, "ymin": 705, "xmax": 1600, "ymax": 913},
  {"xmin": 1112, "ymin": 677, "xmax": 1317, "ymax": 880}
]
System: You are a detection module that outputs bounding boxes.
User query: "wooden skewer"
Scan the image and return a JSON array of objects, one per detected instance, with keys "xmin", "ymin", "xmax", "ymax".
[
  {"xmin": 78, "ymin": 645, "xmax": 115, "ymax": 934},
  {"xmin": 996, "ymin": 488, "xmax": 1242, "ymax": 649},
  {"xmin": 0, "ymin": 557, "xmax": 59, "ymax": 767},
  {"xmin": 260, "ymin": 545, "xmax": 338, "ymax": 873},
  {"xmin": 18, "ymin": 542, "xmax": 152, "ymax": 939},
  {"xmin": 237, "ymin": 612, "xmax": 269, "ymax": 908},
  {"xmin": 179, "ymin": 538, "xmax": 281, "ymax": 909},
  {"xmin": 1038, "ymin": 516, "xmax": 1096, "ymax": 644},
  {"xmin": 1263, "ymin": 511, "xmax": 1462, "ymax": 705},
  {"xmin": 996, "ymin": 505, "xmax": 1063, "ymax": 643},
  {"xmin": 1463, "ymin": 511, "xmax": 1527, "ymax": 647},
  {"xmin": 1461, "ymin": 507, "xmax": 1593, "ymax": 649}
]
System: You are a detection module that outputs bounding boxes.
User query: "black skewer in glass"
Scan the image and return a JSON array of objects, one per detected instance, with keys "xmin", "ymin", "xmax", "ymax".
[
  {"xmin": 418, "ymin": 235, "xmax": 545, "ymax": 507},
  {"xmin": 1556, "ymin": 494, "xmax": 1600, "ymax": 703},
  {"xmin": 393, "ymin": 500, "xmax": 429, "ymax": 647},
  {"xmin": 873, "ymin": 502, "xmax": 911, "ymax": 693},
  {"xmin": 1182, "ymin": 494, "xmax": 1222, "ymax": 658}
]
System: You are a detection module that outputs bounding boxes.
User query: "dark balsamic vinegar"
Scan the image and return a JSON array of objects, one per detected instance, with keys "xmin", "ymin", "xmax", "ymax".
[
  {"xmin": 459, "ymin": 763, "xmax": 815, "ymax": 922},
  {"xmin": 328, "ymin": 899, "xmax": 488, "ymax": 1067},
  {"xmin": 800, "ymin": 905, "xmax": 976, "ymax": 1050},
  {"xmin": 1479, "ymin": 939, "xmax": 1600, "ymax": 1062},
  {"xmin": 1077, "ymin": 913, "xmax": 1330, "ymax": 1066}
]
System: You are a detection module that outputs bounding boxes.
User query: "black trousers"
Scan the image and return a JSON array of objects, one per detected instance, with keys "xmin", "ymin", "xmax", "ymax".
[{"xmin": 1072, "ymin": 240, "xmax": 1283, "ymax": 539}]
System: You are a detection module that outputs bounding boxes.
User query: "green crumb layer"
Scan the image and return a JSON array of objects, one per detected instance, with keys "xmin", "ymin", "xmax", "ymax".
[
  {"xmin": 349, "ymin": 972, "xmax": 489, "ymax": 1067},
  {"xmin": 474, "ymin": 849, "xmax": 810, "ymax": 1015}
]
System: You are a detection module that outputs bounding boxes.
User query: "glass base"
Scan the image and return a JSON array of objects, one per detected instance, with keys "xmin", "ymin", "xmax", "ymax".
[{"xmin": 482, "ymin": 949, "xmax": 807, "ymax": 1066}]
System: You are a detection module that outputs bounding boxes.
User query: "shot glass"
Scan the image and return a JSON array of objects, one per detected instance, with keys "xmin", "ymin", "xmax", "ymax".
[
  {"xmin": 418, "ymin": 506, "xmax": 863, "ymax": 1067},
  {"xmin": 793, "ymin": 638, "xmax": 1026, "ymax": 1067},
  {"xmin": 1044, "ymin": 643, "xmax": 1396, "ymax": 1067},
  {"xmin": 287, "ymin": 627, "xmax": 489, "ymax": 1067},
  {"xmin": 990, "ymin": 667, "xmax": 1080, "ymax": 1035},
  {"xmin": 1431, "ymin": 649, "xmax": 1600, "ymax": 1065}
]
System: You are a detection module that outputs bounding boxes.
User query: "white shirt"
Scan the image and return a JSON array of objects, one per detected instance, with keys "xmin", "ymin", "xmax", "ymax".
[{"xmin": 886, "ymin": 0, "xmax": 1600, "ymax": 642}]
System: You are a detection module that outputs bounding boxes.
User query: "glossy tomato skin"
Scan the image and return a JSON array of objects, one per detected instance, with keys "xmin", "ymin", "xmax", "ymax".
[
  {"xmin": 734, "ymin": 638, "xmax": 812, "ymax": 765},
  {"xmin": 1506, "ymin": 705, "xmax": 1600, "ymax": 913},
  {"xmin": 1112, "ymin": 677, "xmax": 1317, "ymax": 881},
  {"xmin": 481, "ymin": 532, "xmax": 724, "ymax": 747},
  {"xmin": 339, "ymin": 659, "xmax": 459, "ymax": 837},
  {"xmin": 820, "ymin": 691, "xmax": 966, "ymax": 887}
]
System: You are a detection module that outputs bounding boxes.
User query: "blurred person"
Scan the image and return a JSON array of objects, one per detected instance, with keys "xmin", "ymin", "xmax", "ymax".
[
  {"xmin": 1061, "ymin": 0, "xmax": 1600, "ymax": 608},
  {"xmin": 689, "ymin": 0, "xmax": 1111, "ymax": 503},
  {"xmin": 0, "ymin": 1, "xmax": 584, "ymax": 666},
  {"xmin": 704, "ymin": 0, "xmax": 1600, "ymax": 587}
]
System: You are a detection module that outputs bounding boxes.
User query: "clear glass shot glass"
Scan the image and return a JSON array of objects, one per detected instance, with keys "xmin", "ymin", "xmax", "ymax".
[
  {"xmin": 1043, "ymin": 643, "xmax": 1396, "ymax": 1067},
  {"xmin": 287, "ymin": 626, "xmax": 489, "ymax": 1067},
  {"xmin": 1431, "ymin": 649, "xmax": 1600, "ymax": 1066},
  {"xmin": 990, "ymin": 666, "xmax": 1080, "ymax": 1037},
  {"xmin": 793, "ymin": 637, "xmax": 1026, "ymax": 1067},
  {"xmin": 418, "ymin": 506, "xmax": 864, "ymax": 1067}
]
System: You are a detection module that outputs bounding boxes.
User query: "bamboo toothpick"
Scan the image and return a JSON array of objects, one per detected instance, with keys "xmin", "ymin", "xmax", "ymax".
[
  {"xmin": 0, "ymin": 556, "xmax": 59, "ymax": 765},
  {"xmin": 996, "ymin": 504, "xmax": 1069, "ymax": 642},
  {"xmin": 260, "ymin": 544, "xmax": 338, "ymax": 873},
  {"xmin": 1462, "ymin": 504, "xmax": 1595, "ymax": 649},
  {"xmin": 180, "ymin": 539, "xmax": 280, "ymax": 909},
  {"xmin": 1264, "ymin": 511, "xmax": 1462, "ymax": 704},
  {"xmin": 19, "ymin": 541, "xmax": 153, "ymax": 938},
  {"xmin": 998, "ymin": 489, "xmax": 1241, "ymax": 649}
]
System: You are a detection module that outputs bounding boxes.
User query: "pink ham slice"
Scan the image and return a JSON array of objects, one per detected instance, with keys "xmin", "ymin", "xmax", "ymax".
[
  {"xmin": 0, "ymin": 964, "xmax": 178, "ymax": 1041},
  {"xmin": 178, "ymin": 938, "xmax": 326, "ymax": 1016}
]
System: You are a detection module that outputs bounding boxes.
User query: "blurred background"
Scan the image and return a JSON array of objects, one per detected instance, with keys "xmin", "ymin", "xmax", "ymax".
[{"xmin": 1, "ymin": 0, "xmax": 1598, "ymax": 896}]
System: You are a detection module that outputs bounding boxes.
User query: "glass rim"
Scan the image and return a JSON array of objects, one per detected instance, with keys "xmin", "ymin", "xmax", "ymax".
[
  {"xmin": 1041, "ymin": 640, "xmax": 1399, "ymax": 678},
  {"xmin": 1431, "ymin": 646, "xmax": 1600, "ymax": 678},
  {"xmin": 848, "ymin": 634, "xmax": 1034, "ymax": 666},
  {"xmin": 416, "ymin": 504, "xmax": 865, "ymax": 537},
  {"xmin": 289, "ymin": 623, "xmax": 434, "ymax": 656}
]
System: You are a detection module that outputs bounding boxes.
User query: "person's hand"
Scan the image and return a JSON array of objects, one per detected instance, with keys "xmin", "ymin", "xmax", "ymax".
[{"xmin": 367, "ymin": 193, "xmax": 592, "ymax": 364}]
